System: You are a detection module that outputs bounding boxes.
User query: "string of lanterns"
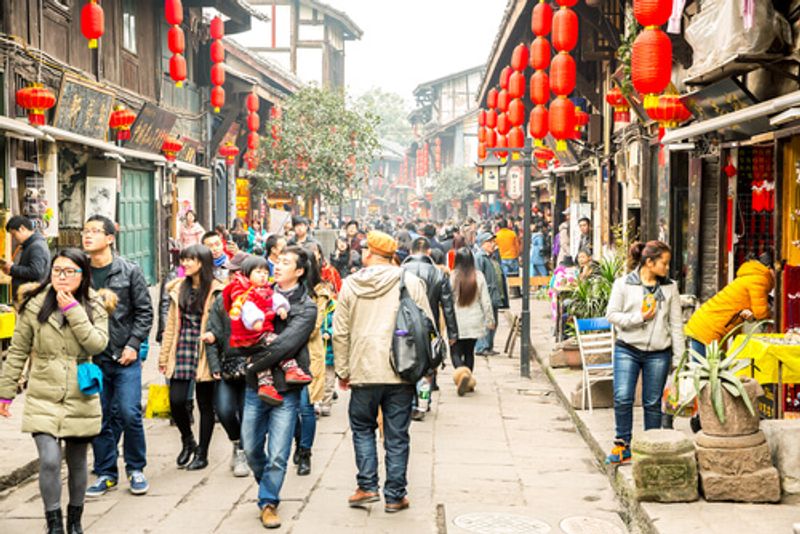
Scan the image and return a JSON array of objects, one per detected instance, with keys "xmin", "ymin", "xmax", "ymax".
[
  {"xmin": 210, "ymin": 16, "xmax": 226, "ymax": 113},
  {"xmin": 80, "ymin": 0, "xmax": 104, "ymax": 50},
  {"xmin": 508, "ymin": 43, "xmax": 528, "ymax": 149},
  {"xmin": 245, "ymin": 90, "xmax": 260, "ymax": 170},
  {"xmin": 166, "ymin": 0, "xmax": 186, "ymax": 88},
  {"xmin": 529, "ymin": 0, "xmax": 552, "ymax": 148},
  {"xmin": 549, "ymin": 0, "xmax": 578, "ymax": 151}
]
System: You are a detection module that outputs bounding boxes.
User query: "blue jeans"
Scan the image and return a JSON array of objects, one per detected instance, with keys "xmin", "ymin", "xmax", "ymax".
[
  {"xmin": 349, "ymin": 384, "xmax": 414, "ymax": 503},
  {"xmin": 475, "ymin": 307, "xmax": 499, "ymax": 353},
  {"xmin": 501, "ymin": 258, "xmax": 519, "ymax": 277},
  {"xmin": 689, "ymin": 338, "xmax": 706, "ymax": 359},
  {"xmin": 612, "ymin": 343, "xmax": 672, "ymax": 444},
  {"xmin": 294, "ymin": 386, "xmax": 317, "ymax": 450},
  {"xmin": 215, "ymin": 378, "xmax": 246, "ymax": 442},
  {"xmin": 530, "ymin": 263, "xmax": 548, "ymax": 276},
  {"xmin": 92, "ymin": 359, "xmax": 147, "ymax": 479},
  {"xmin": 241, "ymin": 387, "xmax": 300, "ymax": 508}
]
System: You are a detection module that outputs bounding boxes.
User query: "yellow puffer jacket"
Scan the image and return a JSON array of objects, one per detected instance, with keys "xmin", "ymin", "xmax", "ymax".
[{"xmin": 685, "ymin": 260, "xmax": 773, "ymax": 344}]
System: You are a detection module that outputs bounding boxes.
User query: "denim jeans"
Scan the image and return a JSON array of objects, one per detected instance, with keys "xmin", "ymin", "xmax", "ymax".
[
  {"xmin": 475, "ymin": 307, "xmax": 499, "ymax": 353},
  {"xmin": 613, "ymin": 343, "xmax": 672, "ymax": 444},
  {"xmin": 294, "ymin": 386, "xmax": 317, "ymax": 450},
  {"xmin": 500, "ymin": 258, "xmax": 519, "ymax": 277},
  {"xmin": 348, "ymin": 384, "xmax": 414, "ymax": 503},
  {"xmin": 688, "ymin": 337, "xmax": 706, "ymax": 359},
  {"xmin": 241, "ymin": 387, "xmax": 300, "ymax": 508},
  {"xmin": 215, "ymin": 378, "xmax": 246, "ymax": 442},
  {"xmin": 530, "ymin": 263, "xmax": 548, "ymax": 276},
  {"xmin": 92, "ymin": 359, "xmax": 147, "ymax": 479}
]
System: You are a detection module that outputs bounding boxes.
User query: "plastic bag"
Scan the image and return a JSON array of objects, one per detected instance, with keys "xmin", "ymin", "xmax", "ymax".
[
  {"xmin": 144, "ymin": 381, "xmax": 171, "ymax": 419},
  {"xmin": 685, "ymin": 0, "xmax": 790, "ymax": 78},
  {"xmin": 663, "ymin": 373, "xmax": 698, "ymax": 418}
]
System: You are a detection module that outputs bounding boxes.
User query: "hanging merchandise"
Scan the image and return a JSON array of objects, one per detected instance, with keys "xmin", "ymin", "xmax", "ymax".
[
  {"xmin": 16, "ymin": 83, "xmax": 56, "ymax": 126},
  {"xmin": 109, "ymin": 105, "xmax": 136, "ymax": 141},
  {"xmin": 81, "ymin": 0, "xmax": 104, "ymax": 49},
  {"xmin": 631, "ymin": 0, "xmax": 672, "ymax": 110},
  {"xmin": 549, "ymin": 0, "xmax": 578, "ymax": 150},
  {"xmin": 210, "ymin": 16, "xmax": 225, "ymax": 112},
  {"xmin": 606, "ymin": 85, "xmax": 631, "ymax": 123}
]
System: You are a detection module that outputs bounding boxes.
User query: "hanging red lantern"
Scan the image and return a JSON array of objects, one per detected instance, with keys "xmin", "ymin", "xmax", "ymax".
[
  {"xmin": 165, "ymin": 0, "xmax": 184, "ymax": 26},
  {"xmin": 246, "ymin": 92, "xmax": 259, "ymax": 114},
  {"xmin": 532, "ymin": 0, "xmax": 553, "ymax": 36},
  {"xmin": 435, "ymin": 138, "xmax": 442, "ymax": 172},
  {"xmin": 497, "ymin": 89, "xmax": 510, "ymax": 112},
  {"xmin": 478, "ymin": 109, "xmax": 486, "ymax": 127},
  {"xmin": 244, "ymin": 150, "xmax": 257, "ymax": 171},
  {"xmin": 647, "ymin": 94, "xmax": 692, "ymax": 138},
  {"xmin": 81, "ymin": 0, "xmax": 104, "ymax": 49},
  {"xmin": 496, "ymin": 134, "xmax": 508, "ymax": 158},
  {"xmin": 109, "ymin": 105, "xmax": 137, "ymax": 141},
  {"xmin": 210, "ymin": 86, "xmax": 225, "ymax": 113},
  {"xmin": 574, "ymin": 108, "xmax": 589, "ymax": 136},
  {"xmin": 496, "ymin": 112, "xmax": 511, "ymax": 135},
  {"xmin": 210, "ymin": 63, "xmax": 225, "ymax": 87},
  {"xmin": 210, "ymin": 16, "xmax": 224, "ymax": 40},
  {"xmin": 500, "ymin": 67, "xmax": 513, "ymax": 90},
  {"xmin": 210, "ymin": 40, "xmax": 225, "ymax": 64},
  {"xmin": 162, "ymin": 135, "xmax": 183, "ymax": 162},
  {"xmin": 486, "ymin": 128, "xmax": 497, "ymax": 148},
  {"xmin": 530, "ymin": 37, "xmax": 551, "ymax": 70},
  {"xmin": 530, "ymin": 71, "xmax": 550, "ymax": 105},
  {"xmin": 508, "ymin": 71, "xmax": 526, "ymax": 99},
  {"xmin": 529, "ymin": 105, "xmax": 549, "ymax": 145},
  {"xmin": 606, "ymin": 86, "xmax": 630, "ymax": 122},
  {"xmin": 556, "ymin": 0, "xmax": 578, "ymax": 6},
  {"xmin": 478, "ymin": 127, "xmax": 487, "ymax": 143},
  {"xmin": 508, "ymin": 126, "xmax": 525, "ymax": 149},
  {"xmin": 552, "ymin": 7, "xmax": 578, "ymax": 52},
  {"xmin": 168, "ymin": 26, "xmax": 185, "ymax": 55},
  {"xmin": 486, "ymin": 109, "xmax": 498, "ymax": 129},
  {"xmin": 511, "ymin": 43, "xmax": 529, "ymax": 72},
  {"xmin": 247, "ymin": 112, "xmax": 260, "ymax": 133},
  {"xmin": 550, "ymin": 52, "xmax": 576, "ymax": 96},
  {"xmin": 16, "ymin": 83, "xmax": 56, "ymax": 126},
  {"xmin": 634, "ymin": 0, "xmax": 672, "ymax": 27},
  {"xmin": 219, "ymin": 142, "xmax": 240, "ymax": 167},
  {"xmin": 631, "ymin": 28, "xmax": 672, "ymax": 109},
  {"xmin": 247, "ymin": 132, "xmax": 260, "ymax": 150},
  {"xmin": 487, "ymin": 88, "xmax": 499, "ymax": 109},
  {"xmin": 549, "ymin": 97, "xmax": 576, "ymax": 150},
  {"xmin": 508, "ymin": 98, "xmax": 526, "ymax": 127},
  {"xmin": 170, "ymin": 54, "xmax": 187, "ymax": 87}
]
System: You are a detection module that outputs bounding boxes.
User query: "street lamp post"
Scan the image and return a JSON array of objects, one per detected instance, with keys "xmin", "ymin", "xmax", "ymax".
[{"xmin": 477, "ymin": 136, "xmax": 533, "ymax": 378}]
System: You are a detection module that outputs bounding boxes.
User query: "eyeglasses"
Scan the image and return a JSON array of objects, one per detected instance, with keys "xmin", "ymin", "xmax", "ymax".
[
  {"xmin": 52, "ymin": 267, "xmax": 82, "ymax": 278},
  {"xmin": 80, "ymin": 228, "xmax": 107, "ymax": 236}
]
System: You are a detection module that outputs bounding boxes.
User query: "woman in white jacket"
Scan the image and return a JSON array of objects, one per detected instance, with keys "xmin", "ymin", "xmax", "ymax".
[
  {"xmin": 605, "ymin": 241, "xmax": 685, "ymax": 465},
  {"xmin": 449, "ymin": 247, "xmax": 495, "ymax": 396}
]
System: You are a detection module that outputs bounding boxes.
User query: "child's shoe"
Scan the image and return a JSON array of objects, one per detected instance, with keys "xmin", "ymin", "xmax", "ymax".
[
  {"xmin": 284, "ymin": 367, "xmax": 313, "ymax": 385},
  {"xmin": 258, "ymin": 384, "xmax": 284, "ymax": 406},
  {"xmin": 605, "ymin": 439, "xmax": 631, "ymax": 465}
]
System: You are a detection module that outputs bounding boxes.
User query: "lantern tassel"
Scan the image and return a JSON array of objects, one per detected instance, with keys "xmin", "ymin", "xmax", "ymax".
[
  {"xmin": 176, "ymin": 81, "xmax": 183, "ymax": 88},
  {"xmin": 214, "ymin": 107, "xmax": 220, "ymax": 113},
  {"xmin": 88, "ymin": 39, "xmax": 98, "ymax": 49},
  {"xmin": 643, "ymin": 94, "xmax": 660, "ymax": 110},
  {"xmin": 534, "ymin": 139, "xmax": 543, "ymax": 147},
  {"xmin": 556, "ymin": 140, "xmax": 566, "ymax": 151}
]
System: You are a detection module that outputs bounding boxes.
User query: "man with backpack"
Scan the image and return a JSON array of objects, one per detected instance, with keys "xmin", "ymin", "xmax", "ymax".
[{"xmin": 333, "ymin": 231, "xmax": 433, "ymax": 514}]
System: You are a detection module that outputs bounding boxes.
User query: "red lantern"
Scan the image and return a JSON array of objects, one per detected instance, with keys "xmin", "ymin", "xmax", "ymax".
[
  {"xmin": 210, "ymin": 40, "xmax": 225, "ymax": 64},
  {"xmin": 210, "ymin": 16, "xmax": 224, "ymax": 40},
  {"xmin": 497, "ymin": 89, "xmax": 510, "ymax": 112},
  {"xmin": 556, "ymin": 0, "xmax": 578, "ymax": 6},
  {"xmin": 247, "ymin": 112, "xmax": 260, "ymax": 133},
  {"xmin": 552, "ymin": 7, "xmax": 578, "ymax": 52},
  {"xmin": 647, "ymin": 94, "xmax": 692, "ymax": 138},
  {"xmin": 634, "ymin": 0, "xmax": 672, "ymax": 27},
  {"xmin": 109, "ymin": 105, "xmax": 136, "ymax": 141},
  {"xmin": 606, "ymin": 86, "xmax": 630, "ymax": 122},
  {"xmin": 529, "ymin": 105, "xmax": 549, "ymax": 145},
  {"xmin": 531, "ymin": 0, "xmax": 553, "ymax": 36},
  {"xmin": 478, "ymin": 109, "xmax": 486, "ymax": 127},
  {"xmin": 530, "ymin": 37, "xmax": 551, "ymax": 70},
  {"xmin": 487, "ymin": 88, "xmax": 499, "ymax": 109},
  {"xmin": 162, "ymin": 136, "xmax": 183, "ymax": 162},
  {"xmin": 165, "ymin": 0, "xmax": 184, "ymax": 26},
  {"xmin": 210, "ymin": 86, "xmax": 225, "ymax": 113},
  {"xmin": 486, "ymin": 128, "xmax": 497, "ymax": 148},
  {"xmin": 478, "ymin": 127, "xmax": 487, "ymax": 143},
  {"xmin": 247, "ymin": 132, "xmax": 259, "ymax": 150},
  {"xmin": 535, "ymin": 147, "xmax": 555, "ymax": 169},
  {"xmin": 486, "ymin": 109, "xmax": 498, "ymax": 129},
  {"xmin": 16, "ymin": 83, "xmax": 56, "ymax": 126},
  {"xmin": 81, "ymin": 0, "xmax": 104, "ymax": 49},
  {"xmin": 170, "ymin": 54, "xmax": 187, "ymax": 87},
  {"xmin": 247, "ymin": 92, "xmax": 259, "ymax": 113},
  {"xmin": 511, "ymin": 43, "xmax": 529, "ymax": 72},
  {"xmin": 500, "ymin": 67, "xmax": 513, "ymax": 90},
  {"xmin": 530, "ymin": 71, "xmax": 550, "ymax": 105},
  {"xmin": 211, "ymin": 63, "xmax": 226, "ymax": 87},
  {"xmin": 219, "ymin": 142, "xmax": 240, "ymax": 167},
  {"xmin": 508, "ymin": 71, "xmax": 526, "ymax": 99},
  {"xmin": 549, "ymin": 97, "xmax": 576, "ymax": 151},
  {"xmin": 508, "ymin": 126, "xmax": 525, "ymax": 149},
  {"xmin": 550, "ymin": 52, "xmax": 576, "ymax": 96},
  {"xmin": 168, "ymin": 26, "xmax": 185, "ymax": 55},
  {"xmin": 496, "ymin": 134, "xmax": 508, "ymax": 158},
  {"xmin": 496, "ymin": 112, "xmax": 511, "ymax": 135},
  {"xmin": 574, "ymin": 109, "xmax": 589, "ymax": 136},
  {"xmin": 631, "ymin": 28, "xmax": 672, "ymax": 109},
  {"xmin": 508, "ymin": 98, "xmax": 525, "ymax": 127}
]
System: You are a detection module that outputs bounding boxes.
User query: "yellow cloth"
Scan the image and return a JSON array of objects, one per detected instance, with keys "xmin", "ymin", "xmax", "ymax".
[
  {"xmin": 730, "ymin": 334, "xmax": 800, "ymax": 384},
  {"xmin": 495, "ymin": 228, "xmax": 519, "ymax": 260},
  {"xmin": 685, "ymin": 260, "xmax": 773, "ymax": 344}
]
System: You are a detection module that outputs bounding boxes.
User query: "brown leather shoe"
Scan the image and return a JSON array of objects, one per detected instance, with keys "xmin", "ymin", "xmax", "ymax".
[
  {"xmin": 260, "ymin": 504, "xmax": 281, "ymax": 529},
  {"xmin": 348, "ymin": 487, "xmax": 380, "ymax": 507},
  {"xmin": 385, "ymin": 497, "xmax": 410, "ymax": 513}
]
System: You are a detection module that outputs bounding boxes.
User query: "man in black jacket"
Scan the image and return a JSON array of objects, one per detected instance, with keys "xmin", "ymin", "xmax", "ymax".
[
  {"xmin": 241, "ymin": 246, "xmax": 318, "ymax": 529},
  {"xmin": 82, "ymin": 215, "xmax": 154, "ymax": 498},
  {"xmin": 3, "ymin": 215, "xmax": 49, "ymax": 300}
]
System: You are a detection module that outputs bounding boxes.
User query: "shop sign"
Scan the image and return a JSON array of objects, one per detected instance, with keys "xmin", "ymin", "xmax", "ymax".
[
  {"xmin": 683, "ymin": 79, "xmax": 770, "ymax": 140},
  {"xmin": 52, "ymin": 75, "xmax": 115, "ymax": 140},
  {"xmin": 507, "ymin": 165, "xmax": 523, "ymax": 200},
  {"xmin": 483, "ymin": 166, "xmax": 500, "ymax": 193},
  {"xmin": 176, "ymin": 137, "xmax": 202, "ymax": 165},
  {"xmin": 126, "ymin": 103, "xmax": 178, "ymax": 153}
]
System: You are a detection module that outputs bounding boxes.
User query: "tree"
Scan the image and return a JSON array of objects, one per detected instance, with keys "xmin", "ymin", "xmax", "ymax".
[
  {"xmin": 253, "ymin": 86, "xmax": 380, "ymax": 205},
  {"xmin": 352, "ymin": 88, "xmax": 414, "ymax": 146},
  {"xmin": 432, "ymin": 165, "xmax": 479, "ymax": 204}
]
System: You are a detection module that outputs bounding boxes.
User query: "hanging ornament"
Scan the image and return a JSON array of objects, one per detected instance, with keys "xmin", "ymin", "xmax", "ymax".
[
  {"xmin": 529, "ymin": 105, "xmax": 549, "ymax": 146},
  {"xmin": 210, "ymin": 86, "xmax": 225, "ymax": 113},
  {"xmin": 487, "ymin": 88, "xmax": 499, "ymax": 109},
  {"xmin": 478, "ymin": 109, "xmax": 487, "ymax": 127},
  {"xmin": 496, "ymin": 134, "xmax": 508, "ymax": 159},
  {"xmin": 632, "ymin": 0, "xmax": 672, "ymax": 110},
  {"xmin": 496, "ymin": 112, "xmax": 511, "ymax": 135},
  {"xmin": 500, "ymin": 67, "xmax": 513, "ymax": 90},
  {"xmin": 606, "ymin": 85, "xmax": 630, "ymax": 123},
  {"xmin": 165, "ymin": 0, "xmax": 184, "ymax": 26},
  {"xmin": 508, "ymin": 126, "xmax": 525, "ymax": 149},
  {"xmin": 109, "ymin": 104, "xmax": 136, "ymax": 141},
  {"xmin": 81, "ymin": 0, "xmax": 104, "ymax": 49},
  {"xmin": 549, "ymin": 2, "xmax": 578, "ymax": 150},
  {"xmin": 634, "ymin": 0, "xmax": 672, "ymax": 27},
  {"xmin": 550, "ymin": 52, "xmax": 576, "ymax": 96},
  {"xmin": 210, "ymin": 15, "xmax": 224, "ymax": 40},
  {"xmin": 162, "ymin": 135, "xmax": 183, "ymax": 162},
  {"xmin": 247, "ymin": 132, "xmax": 259, "ymax": 151},
  {"xmin": 511, "ymin": 43, "xmax": 529, "ymax": 72},
  {"xmin": 210, "ymin": 40, "xmax": 225, "ymax": 63},
  {"xmin": 247, "ymin": 92, "xmax": 260, "ymax": 114},
  {"xmin": 219, "ymin": 142, "xmax": 240, "ymax": 167},
  {"xmin": 170, "ymin": 54, "xmax": 187, "ymax": 87},
  {"xmin": 508, "ymin": 71, "xmax": 526, "ymax": 99},
  {"xmin": 530, "ymin": 37, "xmax": 551, "ymax": 70},
  {"xmin": 165, "ymin": 0, "xmax": 184, "ymax": 87},
  {"xmin": 478, "ymin": 126, "xmax": 487, "ymax": 143},
  {"xmin": 497, "ymin": 89, "xmax": 510, "ymax": 112},
  {"xmin": 16, "ymin": 83, "xmax": 56, "ymax": 126},
  {"xmin": 210, "ymin": 63, "xmax": 225, "ymax": 87},
  {"xmin": 530, "ymin": 71, "xmax": 550, "ymax": 105},
  {"xmin": 209, "ymin": 16, "xmax": 225, "ymax": 112},
  {"xmin": 549, "ymin": 97, "xmax": 576, "ymax": 151},
  {"xmin": 647, "ymin": 93, "xmax": 692, "ymax": 139},
  {"xmin": 486, "ymin": 109, "xmax": 498, "ymax": 129},
  {"xmin": 168, "ymin": 26, "xmax": 185, "ymax": 55},
  {"xmin": 485, "ymin": 128, "xmax": 497, "ymax": 148},
  {"xmin": 552, "ymin": 6, "xmax": 578, "ymax": 53},
  {"xmin": 508, "ymin": 98, "xmax": 526, "ymax": 127},
  {"xmin": 532, "ymin": 0, "xmax": 553, "ymax": 36},
  {"xmin": 435, "ymin": 138, "xmax": 442, "ymax": 172}
]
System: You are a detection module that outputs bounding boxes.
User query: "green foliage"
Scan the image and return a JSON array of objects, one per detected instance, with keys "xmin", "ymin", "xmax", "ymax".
[
  {"xmin": 432, "ymin": 166, "xmax": 479, "ymax": 204},
  {"xmin": 352, "ymin": 88, "xmax": 414, "ymax": 146},
  {"xmin": 564, "ymin": 255, "xmax": 624, "ymax": 322},
  {"xmin": 253, "ymin": 86, "xmax": 380, "ymax": 204},
  {"xmin": 615, "ymin": 17, "xmax": 640, "ymax": 97}
]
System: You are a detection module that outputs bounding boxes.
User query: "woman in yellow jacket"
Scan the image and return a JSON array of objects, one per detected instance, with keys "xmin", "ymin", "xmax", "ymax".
[{"xmin": 685, "ymin": 254, "xmax": 774, "ymax": 356}]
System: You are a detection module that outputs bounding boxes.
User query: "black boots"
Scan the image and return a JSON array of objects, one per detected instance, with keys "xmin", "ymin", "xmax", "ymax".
[
  {"xmin": 45, "ymin": 508, "xmax": 64, "ymax": 534},
  {"xmin": 177, "ymin": 437, "xmax": 197, "ymax": 468},
  {"xmin": 296, "ymin": 448, "xmax": 311, "ymax": 476},
  {"xmin": 187, "ymin": 449, "xmax": 209, "ymax": 471},
  {"xmin": 67, "ymin": 505, "xmax": 84, "ymax": 534}
]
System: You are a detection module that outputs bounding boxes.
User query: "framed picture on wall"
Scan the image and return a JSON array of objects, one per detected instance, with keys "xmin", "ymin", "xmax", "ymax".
[{"xmin": 85, "ymin": 177, "xmax": 117, "ymax": 222}]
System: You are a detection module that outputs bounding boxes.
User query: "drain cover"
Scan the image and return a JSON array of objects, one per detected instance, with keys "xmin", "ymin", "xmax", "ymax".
[
  {"xmin": 453, "ymin": 512, "xmax": 551, "ymax": 533},
  {"xmin": 559, "ymin": 516, "xmax": 625, "ymax": 534}
]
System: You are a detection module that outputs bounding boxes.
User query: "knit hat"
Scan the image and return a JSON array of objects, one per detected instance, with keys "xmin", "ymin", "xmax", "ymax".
[{"xmin": 366, "ymin": 231, "xmax": 397, "ymax": 258}]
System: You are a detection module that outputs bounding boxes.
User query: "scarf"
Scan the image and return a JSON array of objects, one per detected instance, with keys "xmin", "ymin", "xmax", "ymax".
[
  {"xmin": 213, "ymin": 254, "xmax": 227, "ymax": 268},
  {"xmin": 624, "ymin": 269, "xmax": 672, "ymax": 302}
]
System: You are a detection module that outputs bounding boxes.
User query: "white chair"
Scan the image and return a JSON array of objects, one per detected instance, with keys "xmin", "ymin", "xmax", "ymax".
[{"xmin": 573, "ymin": 317, "xmax": 615, "ymax": 413}]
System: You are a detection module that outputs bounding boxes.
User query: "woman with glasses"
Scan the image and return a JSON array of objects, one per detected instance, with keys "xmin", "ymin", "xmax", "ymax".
[{"xmin": 0, "ymin": 248, "xmax": 114, "ymax": 534}]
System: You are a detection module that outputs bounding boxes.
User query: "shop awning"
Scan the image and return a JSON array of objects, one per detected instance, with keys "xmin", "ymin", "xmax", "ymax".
[
  {"xmin": 0, "ymin": 116, "xmax": 51, "ymax": 141},
  {"xmin": 661, "ymin": 90, "xmax": 800, "ymax": 145},
  {"xmin": 39, "ymin": 125, "xmax": 125, "ymax": 156},
  {"xmin": 175, "ymin": 161, "xmax": 212, "ymax": 177}
]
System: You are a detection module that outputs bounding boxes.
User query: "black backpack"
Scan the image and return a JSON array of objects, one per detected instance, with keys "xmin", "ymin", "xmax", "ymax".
[{"xmin": 391, "ymin": 274, "xmax": 445, "ymax": 383}]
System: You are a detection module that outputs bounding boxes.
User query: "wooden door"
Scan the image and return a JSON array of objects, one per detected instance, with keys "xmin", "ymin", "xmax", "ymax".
[{"xmin": 118, "ymin": 168, "xmax": 156, "ymax": 284}]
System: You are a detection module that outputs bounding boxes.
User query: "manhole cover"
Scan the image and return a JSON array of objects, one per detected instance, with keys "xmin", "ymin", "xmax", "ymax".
[
  {"xmin": 453, "ymin": 512, "xmax": 551, "ymax": 534},
  {"xmin": 560, "ymin": 516, "xmax": 625, "ymax": 534}
]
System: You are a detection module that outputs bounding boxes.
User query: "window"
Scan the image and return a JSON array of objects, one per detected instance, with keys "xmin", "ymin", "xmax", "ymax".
[{"xmin": 123, "ymin": 0, "xmax": 137, "ymax": 53}]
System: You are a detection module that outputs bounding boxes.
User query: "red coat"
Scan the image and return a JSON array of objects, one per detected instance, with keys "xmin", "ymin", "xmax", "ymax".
[{"xmin": 223, "ymin": 273, "xmax": 276, "ymax": 347}]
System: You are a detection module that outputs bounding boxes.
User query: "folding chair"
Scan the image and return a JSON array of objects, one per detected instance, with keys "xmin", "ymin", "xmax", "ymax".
[{"xmin": 573, "ymin": 317, "xmax": 615, "ymax": 412}]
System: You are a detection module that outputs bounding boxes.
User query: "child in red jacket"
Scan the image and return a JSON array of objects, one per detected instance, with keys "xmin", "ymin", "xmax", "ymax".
[{"xmin": 223, "ymin": 256, "xmax": 311, "ymax": 405}]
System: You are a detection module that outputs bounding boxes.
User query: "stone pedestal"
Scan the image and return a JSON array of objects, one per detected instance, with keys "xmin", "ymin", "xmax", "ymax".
[
  {"xmin": 698, "ymin": 378, "xmax": 762, "ymax": 436},
  {"xmin": 761, "ymin": 419, "xmax": 800, "ymax": 494},
  {"xmin": 695, "ymin": 430, "xmax": 781, "ymax": 503},
  {"xmin": 631, "ymin": 429, "xmax": 699, "ymax": 502}
]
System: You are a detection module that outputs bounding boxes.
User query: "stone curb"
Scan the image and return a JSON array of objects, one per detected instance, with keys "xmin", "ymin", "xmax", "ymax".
[{"xmin": 0, "ymin": 458, "xmax": 38, "ymax": 494}]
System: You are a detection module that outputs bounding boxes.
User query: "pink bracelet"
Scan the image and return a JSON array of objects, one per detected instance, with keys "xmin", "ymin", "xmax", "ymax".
[{"xmin": 61, "ymin": 301, "xmax": 78, "ymax": 313}]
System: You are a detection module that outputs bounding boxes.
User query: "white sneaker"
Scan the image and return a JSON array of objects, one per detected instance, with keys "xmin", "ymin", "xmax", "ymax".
[
  {"xmin": 230, "ymin": 441, "xmax": 239, "ymax": 471},
  {"xmin": 232, "ymin": 448, "xmax": 250, "ymax": 478}
]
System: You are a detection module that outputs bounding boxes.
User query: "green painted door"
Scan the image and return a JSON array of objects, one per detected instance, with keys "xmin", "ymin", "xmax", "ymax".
[{"xmin": 118, "ymin": 168, "xmax": 156, "ymax": 284}]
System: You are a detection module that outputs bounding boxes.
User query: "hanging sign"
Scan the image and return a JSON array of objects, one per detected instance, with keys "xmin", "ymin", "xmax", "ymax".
[
  {"xmin": 507, "ymin": 165, "xmax": 523, "ymax": 200},
  {"xmin": 483, "ymin": 166, "xmax": 500, "ymax": 193},
  {"xmin": 53, "ymin": 75, "xmax": 115, "ymax": 140}
]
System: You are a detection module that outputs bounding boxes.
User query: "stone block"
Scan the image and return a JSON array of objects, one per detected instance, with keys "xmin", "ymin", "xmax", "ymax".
[
  {"xmin": 550, "ymin": 348, "xmax": 569, "ymax": 368},
  {"xmin": 761, "ymin": 419, "xmax": 800, "ymax": 494},
  {"xmin": 699, "ymin": 378, "xmax": 762, "ymax": 437},
  {"xmin": 695, "ymin": 439, "xmax": 773, "ymax": 477},
  {"xmin": 700, "ymin": 466, "xmax": 781, "ymax": 503},
  {"xmin": 631, "ymin": 429, "xmax": 699, "ymax": 502}
]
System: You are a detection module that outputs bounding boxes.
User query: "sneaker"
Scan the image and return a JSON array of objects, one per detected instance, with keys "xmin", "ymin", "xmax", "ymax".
[
  {"xmin": 86, "ymin": 476, "xmax": 117, "ymax": 498},
  {"xmin": 385, "ymin": 497, "xmax": 410, "ymax": 513},
  {"xmin": 258, "ymin": 384, "xmax": 284, "ymax": 406},
  {"xmin": 348, "ymin": 487, "xmax": 380, "ymax": 507},
  {"xmin": 232, "ymin": 448, "xmax": 250, "ymax": 478},
  {"xmin": 128, "ymin": 471, "xmax": 149, "ymax": 495},
  {"xmin": 605, "ymin": 441, "xmax": 631, "ymax": 465},
  {"xmin": 411, "ymin": 410, "xmax": 426, "ymax": 422},
  {"xmin": 284, "ymin": 366, "xmax": 313, "ymax": 385}
]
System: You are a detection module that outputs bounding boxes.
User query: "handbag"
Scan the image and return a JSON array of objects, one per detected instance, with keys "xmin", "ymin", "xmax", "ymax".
[
  {"xmin": 77, "ymin": 361, "xmax": 103, "ymax": 395},
  {"xmin": 144, "ymin": 378, "xmax": 171, "ymax": 419}
]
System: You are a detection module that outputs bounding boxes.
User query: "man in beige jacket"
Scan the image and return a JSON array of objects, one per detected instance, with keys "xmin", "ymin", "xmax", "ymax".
[{"xmin": 334, "ymin": 231, "xmax": 433, "ymax": 514}]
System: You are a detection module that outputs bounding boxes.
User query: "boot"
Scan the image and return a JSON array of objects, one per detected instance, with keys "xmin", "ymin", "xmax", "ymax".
[
  {"xmin": 467, "ymin": 374, "xmax": 476, "ymax": 393},
  {"xmin": 297, "ymin": 448, "xmax": 311, "ymax": 476},
  {"xmin": 187, "ymin": 449, "xmax": 208, "ymax": 471},
  {"xmin": 177, "ymin": 436, "xmax": 197, "ymax": 468},
  {"xmin": 45, "ymin": 508, "xmax": 64, "ymax": 534},
  {"xmin": 453, "ymin": 367, "xmax": 471, "ymax": 397},
  {"xmin": 66, "ymin": 504, "xmax": 84, "ymax": 534},
  {"xmin": 186, "ymin": 400, "xmax": 195, "ymax": 426}
]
